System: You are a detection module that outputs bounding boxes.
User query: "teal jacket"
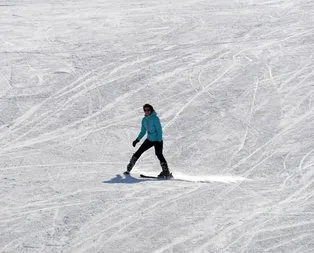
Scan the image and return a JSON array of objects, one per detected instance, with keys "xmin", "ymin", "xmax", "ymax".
[{"xmin": 137, "ymin": 111, "xmax": 163, "ymax": 142}]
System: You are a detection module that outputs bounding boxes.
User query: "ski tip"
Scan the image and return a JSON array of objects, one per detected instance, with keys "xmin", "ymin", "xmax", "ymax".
[
  {"xmin": 140, "ymin": 174, "xmax": 174, "ymax": 180},
  {"xmin": 140, "ymin": 174, "xmax": 157, "ymax": 179}
]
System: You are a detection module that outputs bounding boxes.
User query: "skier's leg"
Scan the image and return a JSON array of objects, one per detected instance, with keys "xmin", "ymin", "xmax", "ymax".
[
  {"xmin": 125, "ymin": 155, "xmax": 138, "ymax": 173},
  {"xmin": 126, "ymin": 139, "xmax": 153, "ymax": 173},
  {"xmin": 154, "ymin": 141, "xmax": 171, "ymax": 177},
  {"xmin": 134, "ymin": 139, "xmax": 153, "ymax": 158}
]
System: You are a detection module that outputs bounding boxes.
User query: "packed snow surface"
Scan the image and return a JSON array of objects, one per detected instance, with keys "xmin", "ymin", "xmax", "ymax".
[{"xmin": 1, "ymin": 0, "xmax": 313, "ymax": 252}]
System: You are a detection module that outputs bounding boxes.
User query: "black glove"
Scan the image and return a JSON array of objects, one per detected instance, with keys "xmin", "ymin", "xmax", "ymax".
[{"xmin": 132, "ymin": 139, "xmax": 139, "ymax": 147}]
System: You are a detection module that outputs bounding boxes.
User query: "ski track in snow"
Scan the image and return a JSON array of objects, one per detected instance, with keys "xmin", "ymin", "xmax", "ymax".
[{"xmin": 1, "ymin": 0, "xmax": 314, "ymax": 252}]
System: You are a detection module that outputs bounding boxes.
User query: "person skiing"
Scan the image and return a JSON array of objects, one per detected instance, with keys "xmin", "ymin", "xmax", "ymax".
[{"xmin": 124, "ymin": 104, "xmax": 173, "ymax": 179}]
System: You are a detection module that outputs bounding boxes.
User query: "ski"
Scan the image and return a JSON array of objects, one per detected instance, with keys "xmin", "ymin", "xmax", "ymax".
[
  {"xmin": 140, "ymin": 174, "xmax": 158, "ymax": 179},
  {"xmin": 140, "ymin": 174, "xmax": 173, "ymax": 180}
]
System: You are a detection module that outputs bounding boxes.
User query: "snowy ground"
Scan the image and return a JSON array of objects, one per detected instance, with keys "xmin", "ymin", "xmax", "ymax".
[{"xmin": 1, "ymin": 0, "xmax": 314, "ymax": 252}]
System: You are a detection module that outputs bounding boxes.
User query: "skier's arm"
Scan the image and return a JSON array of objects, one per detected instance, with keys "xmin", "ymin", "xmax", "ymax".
[
  {"xmin": 154, "ymin": 117, "xmax": 163, "ymax": 141},
  {"xmin": 136, "ymin": 118, "xmax": 146, "ymax": 141}
]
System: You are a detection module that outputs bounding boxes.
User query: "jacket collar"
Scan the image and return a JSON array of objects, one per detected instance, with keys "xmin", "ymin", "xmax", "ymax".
[{"xmin": 145, "ymin": 111, "xmax": 157, "ymax": 118}]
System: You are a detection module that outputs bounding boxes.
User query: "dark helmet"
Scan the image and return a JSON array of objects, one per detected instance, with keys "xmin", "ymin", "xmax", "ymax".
[{"xmin": 143, "ymin": 104, "xmax": 154, "ymax": 112}]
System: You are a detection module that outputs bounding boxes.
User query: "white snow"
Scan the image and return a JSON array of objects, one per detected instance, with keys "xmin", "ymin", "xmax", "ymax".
[{"xmin": 1, "ymin": 0, "xmax": 313, "ymax": 252}]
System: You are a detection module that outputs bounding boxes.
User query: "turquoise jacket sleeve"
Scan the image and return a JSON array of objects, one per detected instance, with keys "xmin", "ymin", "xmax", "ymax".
[
  {"xmin": 154, "ymin": 117, "xmax": 163, "ymax": 141},
  {"xmin": 136, "ymin": 118, "xmax": 146, "ymax": 140}
]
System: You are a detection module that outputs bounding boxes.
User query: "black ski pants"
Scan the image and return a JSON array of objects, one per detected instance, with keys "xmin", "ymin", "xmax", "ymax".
[{"xmin": 134, "ymin": 139, "xmax": 167, "ymax": 164}]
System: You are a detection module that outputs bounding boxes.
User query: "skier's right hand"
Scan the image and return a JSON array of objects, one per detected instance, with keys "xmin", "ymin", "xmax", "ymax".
[{"xmin": 132, "ymin": 139, "xmax": 139, "ymax": 147}]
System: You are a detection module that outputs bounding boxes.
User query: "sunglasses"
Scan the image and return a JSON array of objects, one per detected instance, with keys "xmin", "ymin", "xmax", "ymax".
[{"xmin": 144, "ymin": 108, "xmax": 151, "ymax": 112}]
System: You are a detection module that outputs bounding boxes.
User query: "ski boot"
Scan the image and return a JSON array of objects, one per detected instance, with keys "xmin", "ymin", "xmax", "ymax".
[
  {"xmin": 124, "ymin": 155, "xmax": 138, "ymax": 175},
  {"xmin": 157, "ymin": 162, "xmax": 173, "ymax": 179}
]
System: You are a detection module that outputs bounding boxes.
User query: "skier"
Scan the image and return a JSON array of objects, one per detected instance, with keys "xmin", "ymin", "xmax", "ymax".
[{"xmin": 124, "ymin": 104, "xmax": 173, "ymax": 179}]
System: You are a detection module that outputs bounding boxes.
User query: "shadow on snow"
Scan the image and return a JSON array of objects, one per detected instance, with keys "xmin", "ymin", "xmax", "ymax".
[{"xmin": 103, "ymin": 174, "xmax": 153, "ymax": 184}]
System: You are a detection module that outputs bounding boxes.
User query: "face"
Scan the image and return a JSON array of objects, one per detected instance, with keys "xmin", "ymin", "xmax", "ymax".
[{"xmin": 144, "ymin": 107, "xmax": 151, "ymax": 116}]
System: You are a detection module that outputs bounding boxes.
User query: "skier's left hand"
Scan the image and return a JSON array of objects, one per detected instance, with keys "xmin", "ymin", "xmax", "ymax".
[{"xmin": 132, "ymin": 139, "xmax": 139, "ymax": 147}]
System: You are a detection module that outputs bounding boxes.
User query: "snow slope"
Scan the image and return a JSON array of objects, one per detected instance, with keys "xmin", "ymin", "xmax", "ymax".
[{"xmin": 1, "ymin": 0, "xmax": 313, "ymax": 252}]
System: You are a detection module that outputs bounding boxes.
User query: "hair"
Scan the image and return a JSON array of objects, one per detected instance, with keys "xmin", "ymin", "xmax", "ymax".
[{"xmin": 143, "ymin": 103, "xmax": 154, "ymax": 112}]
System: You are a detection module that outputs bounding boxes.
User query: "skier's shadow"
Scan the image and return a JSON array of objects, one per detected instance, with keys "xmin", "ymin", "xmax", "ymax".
[{"xmin": 103, "ymin": 174, "xmax": 151, "ymax": 184}]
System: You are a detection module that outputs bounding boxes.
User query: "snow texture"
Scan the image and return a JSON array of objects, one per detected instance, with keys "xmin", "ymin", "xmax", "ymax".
[{"xmin": 1, "ymin": 0, "xmax": 313, "ymax": 252}]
